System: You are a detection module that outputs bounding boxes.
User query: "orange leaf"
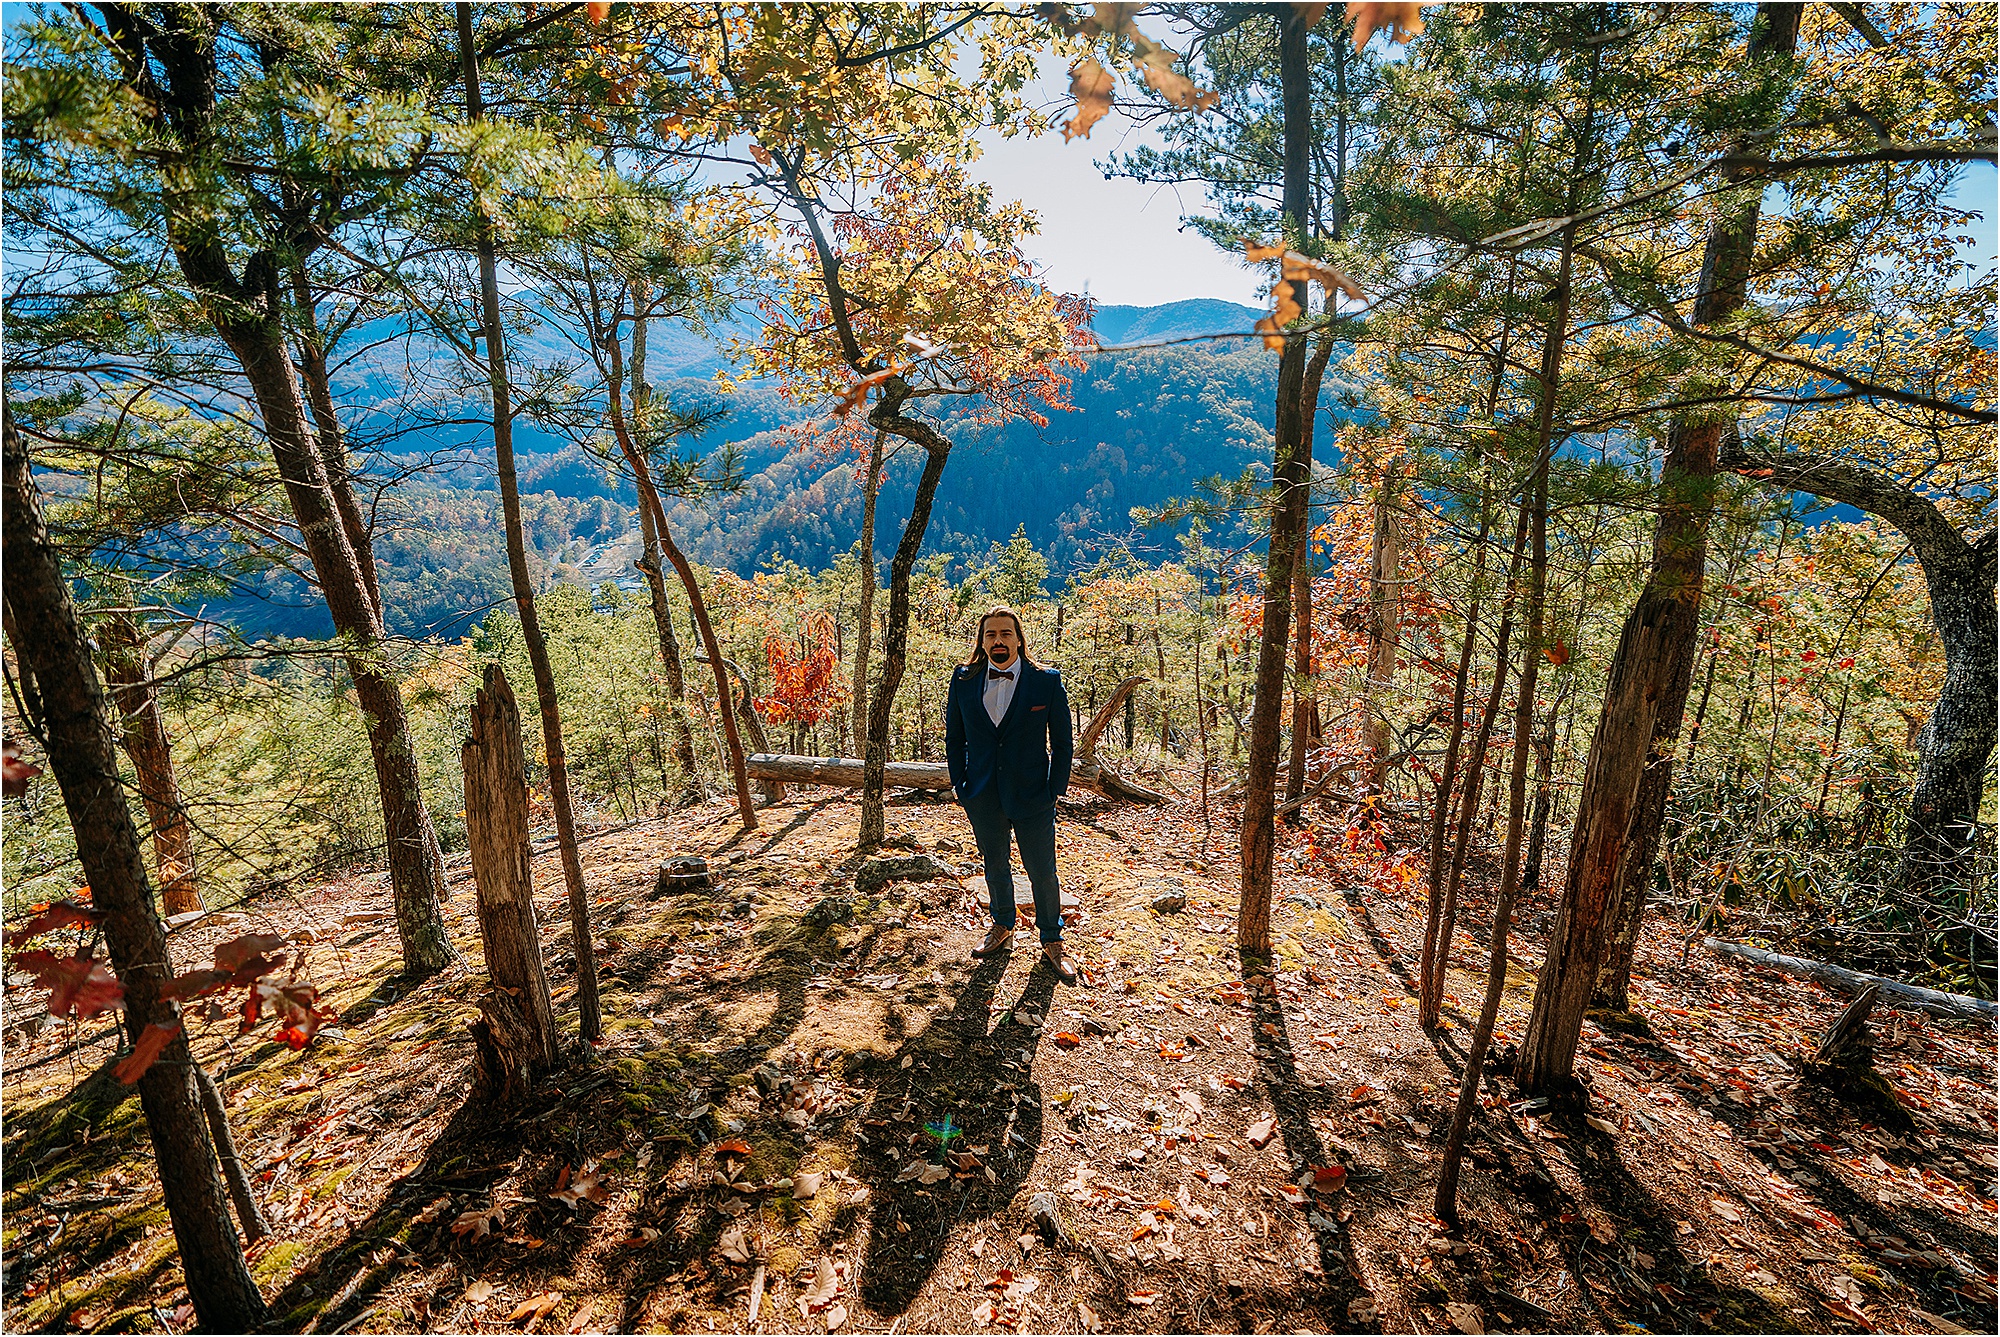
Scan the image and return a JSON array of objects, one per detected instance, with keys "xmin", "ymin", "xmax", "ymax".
[
  {"xmin": 1345, "ymin": 1, "xmax": 1432, "ymax": 53},
  {"xmin": 1544, "ymin": 639, "xmax": 1570, "ymax": 667},
  {"xmin": 585, "ymin": 2, "xmax": 611, "ymax": 22},
  {"xmin": 1052, "ymin": 1031, "xmax": 1082, "ymax": 1048},
  {"xmin": 1062, "ymin": 59, "xmax": 1116, "ymax": 142},
  {"xmin": 113, "ymin": 1020, "xmax": 182, "ymax": 1084},
  {"xmin": 714, "ymin": 1140, "xmax": 754, "ymax": 1157}
]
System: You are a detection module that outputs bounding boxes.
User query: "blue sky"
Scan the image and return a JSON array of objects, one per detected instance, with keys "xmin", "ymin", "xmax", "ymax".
[{"xmin": 977, "ymin": 88, "xmax": 1998, "ymax": 311}]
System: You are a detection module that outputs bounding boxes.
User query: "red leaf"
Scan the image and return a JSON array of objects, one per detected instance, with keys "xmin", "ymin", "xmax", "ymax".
[
  {"xmin": 113, "ymin": 1021, "xmax": 182, "ymax": 1084},
  {"xmin": 214, "ymin": 932, "xmax": 286, "ymax": 980},
  {"xmin": 1544, "ymin": 639, "xmax": 1570, "ymax": 667},
  {"xmin": 14, "ymin": 949, "xmax": 125, "ymax": 1018},
  {"xmin": 2, "ymin": 739, "xmax": 42, "ymax": 798},
  {"xmin": 4, "ymin": 899, "xmax": 102, "ymax": 946}
]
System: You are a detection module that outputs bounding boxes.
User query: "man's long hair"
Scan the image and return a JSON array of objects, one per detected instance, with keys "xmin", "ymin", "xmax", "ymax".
[{"xmin": 965, "ymin": 605, "xmax": 1034, "ymax": 669}]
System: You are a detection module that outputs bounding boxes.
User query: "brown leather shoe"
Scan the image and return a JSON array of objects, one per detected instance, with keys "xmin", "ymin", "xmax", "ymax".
[
  {"xmin": 972, "ymin": 927, "xmax": 1015, "ymax": 959},
  {"xmin": 1041, "ymin": 942, "xmax": 1078, "ymax": 985}
]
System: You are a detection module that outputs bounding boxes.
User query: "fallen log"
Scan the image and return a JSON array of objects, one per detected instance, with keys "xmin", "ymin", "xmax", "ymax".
[
  {"xmin": 746, "ymin": 754, "xmax": 950, "ymax": 789},
  {"xmin": 1701, "ymin": 937, "xmax": 1996, "ymax": 1022},
  {"xmin": 743, "ymin": 753, "xmax": 1168, "ymax": 804}
]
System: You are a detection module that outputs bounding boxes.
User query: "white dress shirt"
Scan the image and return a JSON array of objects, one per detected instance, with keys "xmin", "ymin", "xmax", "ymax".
[{"xmin": 982, "ymin": 660, "xmax": 1019, "ymax": 726}]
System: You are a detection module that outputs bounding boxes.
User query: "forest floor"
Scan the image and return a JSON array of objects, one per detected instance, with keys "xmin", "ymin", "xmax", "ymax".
[{"xmin": 3, "ymin": 787, "xmax": 1996, "ymax": 1336}]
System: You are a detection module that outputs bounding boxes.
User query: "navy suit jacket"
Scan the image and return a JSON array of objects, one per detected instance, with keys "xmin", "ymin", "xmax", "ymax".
[{"xmin": 944, "ymin": 660, "xmax": 1073, "ymax": 817}]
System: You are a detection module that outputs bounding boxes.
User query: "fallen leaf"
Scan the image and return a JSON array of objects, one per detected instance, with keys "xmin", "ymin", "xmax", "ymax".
[
  {"xmin": 1585, "ymin": 1114, "xmax": 1619, "ymax": 1136},
  {"xmin": 799, "ymin": 1257, "xmax": 840, "ymax": 1315},
  {"xmin": 1276, "ymin": 1184, "xmax": 1307, "ymax": 1205},
  {"xmin": 551, "ymin": 1163, "xmax": 610, "ymax": 1209},
  {"xmin": 1312, "ymin": 1164, "xmax": 1348, "ymax": 1193},
  {"xmin": 565, "ymin": 1297, "xmax": 598, "ymax": 1333},
  {"xmin": 452, "ymin": 1206, "xmax": 505, "ymax": 1239},
  {"xmin": 825, "ymin": 1301, "xmax": 848, "ymax": 1332},
  {"xmin": 1196, "ymin": 1165, "xmax": 1231, "ymax": 1188},
  {"xmin": 713, "ymin": 1139, "xmax": 753, "ymax": 1158},
  {"xmin": 1127, "ymin": 1291, "xmax": 1157, "ymax": 1307},
  {"xmin": 463, "ymin": 1280, "xmax": 496, "ymax": 1305},
  {"xmin": 973, "ymin": 1298, "xmax": 999, "ymax": 1325},
  {"xmin": 793, "ymin": 1171, "xmax": 824, "ymax": 1200},
  {"xmin": 717, "ymin": 1219, "xmax": 756, "ymax": 1264},
  {"xmin": 1077, "ymin": 1300, "xmax": 1103, "ymax": 1332},
  {"xmin": 1176, "ymin": 1088, "xmax": 1205, "ymax": 1117},
  {"xmin": 507, "ymin": 1292, "xmax": 561, "ymax": 1324},
  {"xmin": 1052, "ymin": 1031, "xmax": 1082, "ymax": 1048},
  {"xmin": 1710, "ymin": 1198, "xmax": 1744, "ymax": 1223},
  {"xmin": 1246, "ymin": 1115, "xmax": 1277, "ymax": 1149},
  {"xmin": 1446, "ymin": 1300, "xmax": 1484, "ymax": 1334},
  {"xmin": 1349, "ymin": 1295, "xmax": 1379, "ymax": 1324}
]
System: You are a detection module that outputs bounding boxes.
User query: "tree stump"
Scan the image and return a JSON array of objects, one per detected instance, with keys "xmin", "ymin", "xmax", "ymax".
[
  {"xmin": 463, "ymin": 664, "xmax": 559, "ymax": 1097},
  {"xmin": 1800, "ymin": 984, "xmax": 1910, "ymax": 1127}
]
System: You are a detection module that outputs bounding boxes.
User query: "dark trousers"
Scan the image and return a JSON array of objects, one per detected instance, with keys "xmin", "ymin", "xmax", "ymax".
[{"xmin": 963, "ymin": 792, "xmax": 1064, "ymax": 943}]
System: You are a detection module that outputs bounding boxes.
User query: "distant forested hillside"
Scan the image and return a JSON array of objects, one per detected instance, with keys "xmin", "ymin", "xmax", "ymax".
[{"xmin": 222, "ymin": 300, "xmax": 1318, "ymax": 639}]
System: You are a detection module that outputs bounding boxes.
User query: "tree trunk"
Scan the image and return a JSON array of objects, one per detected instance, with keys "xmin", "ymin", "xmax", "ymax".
[
  {"xmin": 458, "ymin": 2, "xmax": 598, "ymax": 1041},
  {"xmin": 1437, "ymin": 344, "xmax": 1557, "ymax": 1223},
  {"xmin": 1239, "ymin": 5, "xmax": 1315, "ymax": 960},
  {"xmin": 3, "ymin": 405, "xmax": 266, "ymax": 1331},
  {"xmin": 227, "ymin": 317, "xmax": 455, "ymax": 973},
  {"xmin": 635, "ymin": 499, "xmax": 701, "ymax": 799},
  {"xmin": 859, "ymin": 385, "xmax": 953, "ymax": 849},
  {"xmin": 851, "ymin": 428, "xmax": 886, "ymax": 754},
  {"xmin": 1421, "ymin": 505, "xmax": 1490, "ymax": 1011},
  {"xmin": 628, "ymin": 287, "xmax": 701, "ymax": 802},
  {"xmin": 1717, "ymin": 444, "xmax": 1996, "ymax": 899},
  {"xmin": 1284, "ymin": 538, "xmax": 1313, "ymax": 808},
  {"xmin": 1364, "ymin": 454, "xmax": 1403, "ymax": 794},
  {"xmin": 1544, "ymin": 3, "xmax": 1801, "ymax": 1032},
  {"xmin": 193, "ymin": 1063, "xmax": 268, "ymax": 1243},
  {"xmin": 289, "ymin": 263, "xmax": 383, "ymax": 617},
  {"xmin": 462, "ymin": 663, "xmax": 561, "ymax": 1096},
  {"xmin": 593, "ymin": 320, "xmax": 756, "ymax": 830},
  {"xmin": 1423, "ymin": 507, "xmax": 1527, "ymax": 1031},
  {"xmin": 1286, "ymin": 294, "xmax": 1340, "ymax": 809},
  {"xmin": 99, "ymin": 617, "xmax": 202, "ymax": 916}
]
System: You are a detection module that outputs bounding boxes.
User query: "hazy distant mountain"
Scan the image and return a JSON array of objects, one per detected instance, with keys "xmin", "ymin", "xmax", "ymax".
[{"xmin": 217, "ymin": 299, "xmax": 1318, "ymax": 639}]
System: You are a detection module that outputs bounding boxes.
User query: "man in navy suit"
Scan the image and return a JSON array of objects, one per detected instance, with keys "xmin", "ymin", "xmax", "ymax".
[{"xmin": 944, "ymin": 606, "xmax": 1078, "ymax": 984}]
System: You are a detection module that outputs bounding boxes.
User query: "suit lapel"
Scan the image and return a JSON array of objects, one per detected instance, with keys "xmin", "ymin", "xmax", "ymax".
[
  {"xmin": 966, "ymin": 668, "xmax": 1000, "ymax": 738},
  {"xmin": 996, "ymin": 664, "xmax": 1033, "ymax": 733}
]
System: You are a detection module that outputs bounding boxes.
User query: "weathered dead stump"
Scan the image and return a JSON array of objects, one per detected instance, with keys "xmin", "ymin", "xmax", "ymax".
[
  {"xmin": 1799, "ymin": 985, "xmax": 1910, "ymax": 1127},
  {"xmin": 463, "ymin": 664, "xmax": 560, "ymax": 1098}
]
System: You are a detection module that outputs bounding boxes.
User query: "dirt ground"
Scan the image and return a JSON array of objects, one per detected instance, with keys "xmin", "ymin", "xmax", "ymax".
[{"xmin": 3, "ymin": 787, "xmax": 1995, "ymax": 1335}]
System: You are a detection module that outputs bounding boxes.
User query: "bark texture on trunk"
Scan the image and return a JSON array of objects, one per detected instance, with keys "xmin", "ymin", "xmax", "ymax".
[
  {"xmin": 460, "ymin": 2, "xmax": 600, "ymax": 1039},
  {"xmin": 1523, "ymin": 3, "xmax": 1800, "ymax": 1079},
  {"xmin": 4, "ymin": 406, "xmax": 266, "ymax": 1330},
  {"xmin": 111, "ymin": 5, "xmax": 453, "ymax": 975},
  {"xmin": 859, "ymin": 386, "xmax": 952, "ymax": 849},
  {"xmin": 100, "ymin": 618, "xmax": 202, "ymax": 916},
  {"xmin": 463, "ymin": 663, "xmax": 561, "ymax": 1095},
  {"xmin": 851, "ymin": 429, "xmax": 887, "ymax": 756},
  {"xmin": 1718, "ymin": 442, "xmax": 1996, "ymax": 898},
  {"xmin": 194, "ymin": 1063, "xmax": 269, "ymax": 1243},
  {"xmin": 627, "ymin": 302, "xmax": 701, "ymax": 801},
  {"xmin": 1239, "ymin": 6, "xmax": 1315, "ymax": 959},
  {"xmin": 1364, "ymin": 456, "xmax": 1403, "ymax": 794},
  {"xmin": 635, "ymin": 499, "xmax": 701, "ymax": 797}
]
